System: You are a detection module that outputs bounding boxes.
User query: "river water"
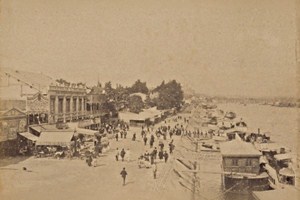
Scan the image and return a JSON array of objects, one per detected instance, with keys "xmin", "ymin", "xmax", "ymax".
[{"xmin": 195, "ymin": 103, "xmax": 299, "ymax": 200}]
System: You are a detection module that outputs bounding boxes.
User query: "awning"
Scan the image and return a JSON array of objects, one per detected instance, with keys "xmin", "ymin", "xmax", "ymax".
[
  {"xmin": 274, "ymin": 153, "xmax": 292, "ymax": 161},
  {"xmin": 36, "ymin": 131, "xmax": 74, "ymax": 146},
  {"xmin": 29, "ymin": 126, "xmax": 44, "ymax": 133},
  {"xmin": 279, "ymin": 168, "xmax": 295, "ymax": 177},
  {"xmin": 18, "ymin": 132, "xmax": 39, "ymax": 141}
]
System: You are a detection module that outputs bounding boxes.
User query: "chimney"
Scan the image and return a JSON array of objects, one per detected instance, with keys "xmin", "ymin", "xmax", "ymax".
[{"xmin": 258, "ymin": 128, "xmax": 260, "ymax": 134}]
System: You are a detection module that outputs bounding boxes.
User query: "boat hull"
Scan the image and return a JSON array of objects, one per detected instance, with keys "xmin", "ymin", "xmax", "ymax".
[{"xmin": 222, "ymin": 174, "xmax": 270, "ymax": 194}]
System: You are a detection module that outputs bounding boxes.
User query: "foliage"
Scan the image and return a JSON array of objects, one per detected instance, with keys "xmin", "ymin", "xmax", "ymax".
[
  {"xmin": 128, "ymin": 95, "xmax": 144, "ymax": 113},
  {"xmin": 153, "ymin": 80, "xmax": 184, "ymax": 110},
  {"xmin": 128, "ymin": 79, "xmax": 149, "ymax": 94}
]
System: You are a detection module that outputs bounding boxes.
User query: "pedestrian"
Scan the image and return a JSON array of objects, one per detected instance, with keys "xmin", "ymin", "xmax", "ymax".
[
  {"xmin": 124, "ymin": 131, "xmax": 127, "ymax": 139},
  {"xmin": 120, "ymin": 131, "xmax": 124, "ymax": 138},
  {"xmin": 150, "ymin": 154, "xmax": 154, "ymax": 165},
  {"xmin": 115, "ymin": 132, "xmax": 119, "ymax": 141},
  {"xmin": 120, "ymin": 148, "xmax": 126, "ymax": 162},
  {"xmin": 132, "ymin": 133, "xmax": 136, "ymax": 141},
  {"xmin": 164, "ymin": 151, "xmax": 169, "ymax": 163},
  {"xmin": 152, "ymin": 147, "xmax": 158, "ymax": 160},
  {"xmin": 115, "ymin": 148, "xmax": 120, "ymax": 161},
  {"xmin": 126, "ymin": 148, "xmax": 131, "ymax": 162},
  {"xmin": 158, "ymin": 150, "xmax": 164, "ymax": 160},
  {"xmin": 143, "ymin": 136, "xmax": 148, "ymax": 146},
  {"xmin": 152, "ymin": 163, "xmax": 157, "ymax": 179},
  {"xmin": 169, "ymin": 143, "xmax": 175, "ymax": 154},
  {"xmin": 120, "ymin": 167, "xmax": 128, "ymax": 186},
  {"xmin": 86, "ymin": 155, "xmax": 93, "ymax": 167}
]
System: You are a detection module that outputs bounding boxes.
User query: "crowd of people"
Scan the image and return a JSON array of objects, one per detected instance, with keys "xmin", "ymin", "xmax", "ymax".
[{"xmin": 84, "ymin": 115, "xmax": 191, "ymax": 186}]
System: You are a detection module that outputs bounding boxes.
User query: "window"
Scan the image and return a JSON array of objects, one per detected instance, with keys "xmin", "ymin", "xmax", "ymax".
[
  {"xmin": 246, "ymin": 159, "xmax": 252, "ymax": 166},
  {"xmin": 232, "ymin": 159, "xmax": 238, "ymax": 166}
]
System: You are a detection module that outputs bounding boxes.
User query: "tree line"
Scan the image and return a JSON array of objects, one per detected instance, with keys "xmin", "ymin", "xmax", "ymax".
[{"xmin": 99, "ymin": 79, "xmax": 184, "ymax": 114}]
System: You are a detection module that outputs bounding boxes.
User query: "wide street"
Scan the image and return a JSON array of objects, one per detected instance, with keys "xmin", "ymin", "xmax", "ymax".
[{"xmin": 0, "ymin": 117, "xmax": 189, "ymax": 200}]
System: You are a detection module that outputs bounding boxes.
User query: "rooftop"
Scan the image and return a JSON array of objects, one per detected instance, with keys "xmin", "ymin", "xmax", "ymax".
[{"xmin": 220, "ymin": 136, "xmax": 262, "ymax": 157}]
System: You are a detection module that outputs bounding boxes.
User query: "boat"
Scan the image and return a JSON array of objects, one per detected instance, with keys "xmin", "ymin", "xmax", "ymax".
[
  {"xmin": 254, "ymin": 142, "xmax": 296, "ymax": 188},
  {"xmin": 201, "ymin": 142, "xmax": 220, "ymax": 152},
  {"xmin": 224, "ymin": 112, "xmax": 236, "ymax": 120},
  {"xmin": 219, "ymin": 135, "xmax": 271, "ymax": 193}
]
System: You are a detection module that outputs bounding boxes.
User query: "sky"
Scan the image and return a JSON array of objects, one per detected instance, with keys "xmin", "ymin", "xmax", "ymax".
[{"xmin": 0, "ymin": 0, "xmax": 298, "ymax": 98}]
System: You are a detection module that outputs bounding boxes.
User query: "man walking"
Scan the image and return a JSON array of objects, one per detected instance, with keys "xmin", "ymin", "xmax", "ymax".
[
  {"xmin": 120, "ymin": 167, "xmax": 128, "ymax": 186},
  {"xmin": 120, "ymin": 148, "xmax": 126, "ymax": 162},
  {"xmin": 164, "ymin": 151, "xmax": 169, "ymax": 163},
  {"xmin": 143, "ymin": 135, "xmax": 148, "ymax": 146}
]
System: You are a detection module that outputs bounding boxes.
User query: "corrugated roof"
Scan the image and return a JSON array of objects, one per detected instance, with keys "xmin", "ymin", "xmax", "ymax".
[
  {"xmin": 220, "ymin": 138, "xmax": 261, "ymax": 157},
  {"xmin": 36, "ymin": 131, "xmax": 74, "ymax": 146}
]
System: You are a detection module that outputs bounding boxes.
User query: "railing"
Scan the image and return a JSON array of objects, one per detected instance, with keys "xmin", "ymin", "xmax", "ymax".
[{"xmin": 49, "ymin": 85, "xmax": 86, "ymax": 93}]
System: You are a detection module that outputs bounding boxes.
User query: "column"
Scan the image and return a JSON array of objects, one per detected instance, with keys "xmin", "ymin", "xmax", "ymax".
[
  {"xmin": 76, "ymin": 96, "xmax": 79, "ymax": 118},
  {"xmin": 55, "ymin": 96, "xmax": 59, "ymax": 123},
  {"xmin": 81, "ymin": 97, "xmax": 84, "ymax": 116},
  {"xmin": 70, "ymin": 96, "xmax": 73, "ymax": 121},
  {"xmin": 63, "ymin": 96, "xmax": 66, "ymax": 122}
]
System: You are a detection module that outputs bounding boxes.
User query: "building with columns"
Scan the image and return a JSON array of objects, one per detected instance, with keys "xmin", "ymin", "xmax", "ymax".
[
  {"xmin": 1, "ymin": 68, "xmax": 91, "ymax": 125},
  {"xmin": 48, "ymin": 85, "xmax": 87, "ymax": 123}
]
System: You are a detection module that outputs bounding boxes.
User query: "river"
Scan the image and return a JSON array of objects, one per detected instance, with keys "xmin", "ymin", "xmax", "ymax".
[
  {"xmin": 217, "ymin": 103, "xmax": 299, "ymax": 154},
  {"xmin": 195, "ymin": 103, "xmax": 299, "ymax": 200}
]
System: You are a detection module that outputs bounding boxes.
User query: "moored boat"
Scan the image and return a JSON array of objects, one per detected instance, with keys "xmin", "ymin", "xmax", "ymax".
[{"xmin": 220, "ymin": 135, "xmax": 271, "ymax": 193}]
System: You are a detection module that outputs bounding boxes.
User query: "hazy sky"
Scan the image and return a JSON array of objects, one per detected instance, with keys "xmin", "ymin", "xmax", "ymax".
[{"xmin": 0, "ymin": 0, "xmax": 298, "ymax": 97}]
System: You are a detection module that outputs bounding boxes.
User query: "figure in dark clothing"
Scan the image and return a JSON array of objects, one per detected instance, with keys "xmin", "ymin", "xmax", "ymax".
[
  {"xmin": 143, "ymin": 136, "xmax": 148, "ymax": 146},
  {"xmin": 115, "ymin": 133, "xmax": 119, "ymax": 141},
  {"xmin": 159, "ymin": 142, "xmax": 164, "ymax": 150},
  {"xmin": 86, "ymin": 155, "xmax": 93, "ymax": 166},
  {"xmin": 120, "ymin": 148, "xmax": 126, "ymax": 161},
  {"xmin": 158, "ymin": 150, "xmax": 164, "ymax": 160},
  {"xmin": 150, "ymin": 155, "xmax": 154, "ymax": 165},
  {"xmin": 124, "ymin": 131, "xmax": 127, "ymax": 139},
  {"xmin": 169, "ymin": 143, "xmax": 175, "ymax": 154},
  {"xmin": 120, "ymin": 167, "xmax": 128, "ymax": 186},
  {"xmin": 120, "ymin": 131, "xmax": 124, "ymax": 138},
  {"xmin": 152, "ymin": 147, "xmax": 158, "ymax": 159},
  {"xmin": 164, "ymin": 151, "xmax": 169, "ymax": 163},
  {"xmin": 132, "ymin": 133, "xmax": 136, "ymax": 141}
]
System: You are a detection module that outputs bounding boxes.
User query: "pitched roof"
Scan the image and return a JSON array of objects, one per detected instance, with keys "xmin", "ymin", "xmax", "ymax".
[{"xmin": 220, "ymin": 137, "xmax": 261, "ymax": 157}]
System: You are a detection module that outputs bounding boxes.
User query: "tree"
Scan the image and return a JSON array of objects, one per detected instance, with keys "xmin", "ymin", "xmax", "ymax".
[
  {"xmin": 128, "ymin": 95, "xmax": 144, "ymax": 113},
  {"xmin": 104, "ymin": 81, "xmax": 115, "ymax": 101},
  {"xmin": 129, "ymin": 79, "xmax": 149, "ymax": 94},
  {"xmin": 155, "ymin": 80, "xmax": 184, "ymax": 110}
]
